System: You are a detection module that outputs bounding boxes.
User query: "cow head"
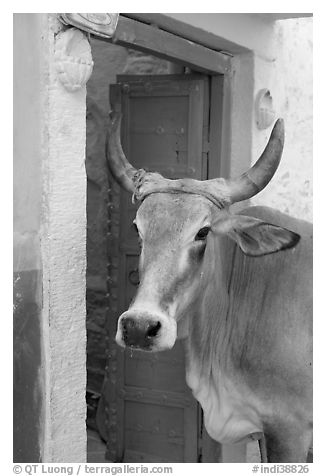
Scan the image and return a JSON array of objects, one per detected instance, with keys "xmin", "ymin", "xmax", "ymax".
[{"xmin": 106, "ymin": 113, "xmax": 300, "ymax": 352}]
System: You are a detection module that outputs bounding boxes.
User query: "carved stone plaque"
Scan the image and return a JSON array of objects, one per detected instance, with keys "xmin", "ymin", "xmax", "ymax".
[{"xmin": 58, "ymin": 13, "xmax": 119, "ymax": 38}]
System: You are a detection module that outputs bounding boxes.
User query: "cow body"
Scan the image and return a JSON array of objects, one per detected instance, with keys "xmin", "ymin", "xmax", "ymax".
[
  {"xmin": 116, "ymin": 194, "xmax": 312, "ymax": 462},
  {"xmin": 184, "ymin": 206, "xmax": 312, "ymax": 459}
]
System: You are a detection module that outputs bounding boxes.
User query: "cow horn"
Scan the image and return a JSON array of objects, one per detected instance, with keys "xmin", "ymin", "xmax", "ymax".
[
  {"xmin": 225, "ymin": 119, "xmax": 285, "ymax": 204},
  {"xmin": 106, "ymin": 111, "xmax": 138, "ymax": 193}
]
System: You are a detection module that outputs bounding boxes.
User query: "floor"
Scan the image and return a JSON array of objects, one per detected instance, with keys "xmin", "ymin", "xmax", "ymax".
[
  {"xmin": 87, "ymin": 427, "xmax": 312, "ymax": 463},
  {"xmin": 87, "ymin": 426, "xmax": 261, "ymax": 463},
  {"xmin": 87, "ymin": 428, "xmax": 108, "ymax": 463}
]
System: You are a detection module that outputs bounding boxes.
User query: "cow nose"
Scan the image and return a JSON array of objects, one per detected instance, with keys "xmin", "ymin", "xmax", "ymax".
[{"xmin": 121, "ymin": 315, "xmax": 162, "ymax": 349}]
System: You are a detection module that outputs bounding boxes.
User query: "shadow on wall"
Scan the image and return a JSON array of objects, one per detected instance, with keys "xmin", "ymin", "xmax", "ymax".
[{"xmin": 13, "ymin": 271, "xmax": 42, "ymax": 462}]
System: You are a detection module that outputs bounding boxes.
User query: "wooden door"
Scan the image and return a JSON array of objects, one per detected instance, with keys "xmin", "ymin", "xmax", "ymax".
[{"xmin": 102, "ymin": 74, "xmax": 215, "ymax": 463}]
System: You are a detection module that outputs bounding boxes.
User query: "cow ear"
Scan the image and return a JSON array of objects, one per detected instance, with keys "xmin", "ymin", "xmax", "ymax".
[{"xmin": 213, "ymin": 214, "xmax": 300, "ymax": 257}]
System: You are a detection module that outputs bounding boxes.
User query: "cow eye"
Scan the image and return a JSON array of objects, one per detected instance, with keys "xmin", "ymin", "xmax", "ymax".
[{"xmin": 195, "ymin": 226, "xmax": 210, "ymax": 241}]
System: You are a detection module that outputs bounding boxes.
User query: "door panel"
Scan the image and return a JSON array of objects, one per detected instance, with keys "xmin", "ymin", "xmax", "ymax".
[
  {"xmin": 124, "ymin": 400, "xmax": 186, "ymax": 462},
  {"xmin": 103, "ymin": 75, "xmax": 210, "ymax": 462},
  {"xmin": 124, "ymin": 346, "xmax": 188, "ymax": 393}
]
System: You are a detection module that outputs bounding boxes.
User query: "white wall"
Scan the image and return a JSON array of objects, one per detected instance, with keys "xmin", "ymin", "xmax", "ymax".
[{"xmin": 251, "ymin": 18, "xmax": 313, "ymax": 221}]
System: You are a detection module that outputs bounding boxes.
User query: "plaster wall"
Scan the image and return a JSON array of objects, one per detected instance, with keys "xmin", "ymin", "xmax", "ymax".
[
  {"xmin": 159, "ymin": 13, "xmax": 276, "ymax": 56},
  {"xmin": 251, "ymin": 18, "xmax": 312, "ymax": 221}
]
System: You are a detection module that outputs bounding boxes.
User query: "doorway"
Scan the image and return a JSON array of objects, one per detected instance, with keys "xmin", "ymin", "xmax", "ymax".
[{"xmin": 85, "ymin": 34, "xmax": 225, "ymax": 463}]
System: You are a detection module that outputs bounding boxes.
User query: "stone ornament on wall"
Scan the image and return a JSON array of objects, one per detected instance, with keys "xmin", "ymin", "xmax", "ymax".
[
  {"xmin": 55, "ymin": 27, "xmax": 94, "ymax": 92},
  {"xmin": 255, "ymin": 88, "xmax": 276, "ymax": 130},
  {"xmin": 58, "ymin": 13, "xmax": 119, "ymax": 39}
]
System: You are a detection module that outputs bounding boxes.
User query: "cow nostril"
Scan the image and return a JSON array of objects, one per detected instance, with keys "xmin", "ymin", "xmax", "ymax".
[
  {"xmin": 120, "ymin": 315, "xmax": 162, "ymax": 347},
  {"xmin": 122, "ymin": 317, "xmax": 134, "ymax": 332},
  {"xmin": 146, "ymin": 321, "xmax": 161, "ymax": 338}
]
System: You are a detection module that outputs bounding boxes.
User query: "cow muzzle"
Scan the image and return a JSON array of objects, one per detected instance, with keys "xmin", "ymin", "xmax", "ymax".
[{"xmin": 116, "ymin": 309, "xmax": 177, "ymax": 351}]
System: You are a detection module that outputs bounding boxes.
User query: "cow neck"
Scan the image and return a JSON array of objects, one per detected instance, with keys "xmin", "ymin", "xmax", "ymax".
[{"xmin": 185, "ymin": 234, "xmax": 233, "ymax": 382}]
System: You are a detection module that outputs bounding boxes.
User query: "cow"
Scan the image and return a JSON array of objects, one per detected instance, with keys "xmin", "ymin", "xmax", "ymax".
[{"xmin": 106, "ymin": 111, "xmax": 313, "ymax": 463}]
